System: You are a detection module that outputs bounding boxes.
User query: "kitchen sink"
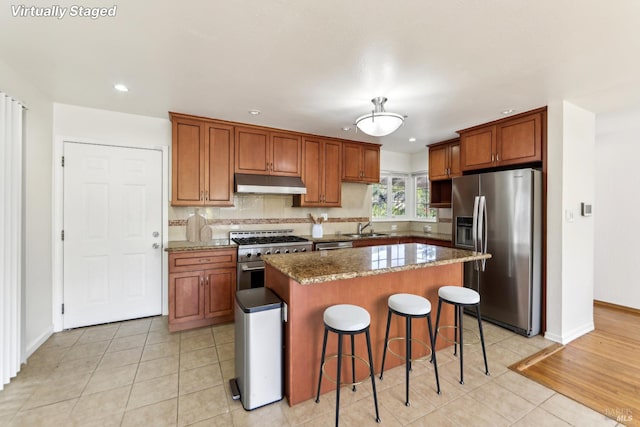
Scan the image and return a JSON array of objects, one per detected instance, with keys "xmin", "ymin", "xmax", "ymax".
[{"xmin": 343, "ymin": 233, "xmax": 389, "ymax": 238}]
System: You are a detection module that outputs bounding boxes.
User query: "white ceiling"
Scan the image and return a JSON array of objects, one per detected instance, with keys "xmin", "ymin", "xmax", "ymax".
[{"xmin": 2, "ymin": 0, "xmax": 639, "ymax": 153}]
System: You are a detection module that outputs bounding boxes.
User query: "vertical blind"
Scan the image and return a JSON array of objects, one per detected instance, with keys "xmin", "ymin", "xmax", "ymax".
[{"xmin": 0, "ymin": 92, "xmax": 23, "ymax": 389}]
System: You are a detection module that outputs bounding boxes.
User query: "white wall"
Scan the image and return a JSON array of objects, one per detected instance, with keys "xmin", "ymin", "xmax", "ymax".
[
  {"xmin": 379, "ymin": 148, "xmax": 428, "ymax": 173},
  {"xmin": 594, "ymin": 109, "xmax": 640, "ymax": 309},
  {"xmin": 545, "ymin": 101, "xmax": 596, "ymax": 344},
  {"xmin": 0, "ymin": 59, "xmax": 54, "ymax": 357}
]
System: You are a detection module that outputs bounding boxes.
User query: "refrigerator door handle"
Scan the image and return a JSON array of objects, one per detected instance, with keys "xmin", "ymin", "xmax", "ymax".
[
  {"xmin": 472, "ymin": 196, "xmax": 480, "ymax": 271},
  {"xmin": 478, "ymin": 195, "xmax": 487, "ymax": 271}
]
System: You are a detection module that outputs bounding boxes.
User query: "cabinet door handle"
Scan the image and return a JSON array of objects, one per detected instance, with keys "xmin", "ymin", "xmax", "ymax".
[
  {"xmin": 205, "ymin": 190, "xmax": 209, "ymax": 201},
  {"xmin": 491, "ymin": 154, "xmax": 495, "ymax": 162},
  {"xmin": 200, "ymin": 278, "xmax": 204, "ymax": 287},
  {"xmin": 496, "ymin": 153, "xmax": 500, "ymax": 162},
  {"xmin": 200, "ymin": 191, "xmax": 204, "ymax": 201}
]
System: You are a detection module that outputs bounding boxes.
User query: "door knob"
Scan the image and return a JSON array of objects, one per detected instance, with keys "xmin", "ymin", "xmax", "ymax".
[{"xmin": 152, "ymin": 243, "xmax": 160, "ymax": 249}]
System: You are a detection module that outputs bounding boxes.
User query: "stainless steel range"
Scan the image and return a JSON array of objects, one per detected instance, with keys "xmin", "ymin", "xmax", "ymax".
[{"xmin": 231, "ymin": 230, "xmax": 312, "ymax": 290}]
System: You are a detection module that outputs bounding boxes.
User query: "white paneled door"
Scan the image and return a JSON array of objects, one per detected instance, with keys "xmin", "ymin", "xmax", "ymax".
[{"xmin": 63, "ymin": 142, "xmax": 162, "ymax": 329}]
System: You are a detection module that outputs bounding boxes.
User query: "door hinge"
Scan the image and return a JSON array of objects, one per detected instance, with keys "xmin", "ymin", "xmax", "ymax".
[
  {"xmin": 61, "ymin": 156, "xmax": 65, "ymax": 167},
  {"xmin": 61, "ymin": 230, "xmax": 64, "ymax": 241},
  {"xmin": 61, "ymin": 303, "xmax": 65, "ymax": 315}
]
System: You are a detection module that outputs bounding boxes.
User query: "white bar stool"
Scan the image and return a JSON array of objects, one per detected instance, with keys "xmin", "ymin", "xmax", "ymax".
[
  {"xmin": 315, "ymin": 304, "xmax": 380, "ymax": 426},
  {"xmin": 379, "ymin": 293, "xmax": 440, "ymax": 406},
  {"xmin": 434, "ymin": 286, "xmax": 489, "ymax": 384}
]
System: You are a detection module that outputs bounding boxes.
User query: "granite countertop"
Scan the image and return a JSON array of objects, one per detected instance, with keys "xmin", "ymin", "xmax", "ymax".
[
  {"xmin": 304, "ymin": 231, "xmax": 453, "ymax": 243},
  {"xmin": 263, "ymin": 243, "xmax": 490, "ymax": 285},
  {"xmin": 165, "ymin": 239, "xmax": 236, "ymax": 252}
]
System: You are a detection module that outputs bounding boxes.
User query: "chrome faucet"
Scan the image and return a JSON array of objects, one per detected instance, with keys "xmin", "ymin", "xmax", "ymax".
[{"xmin": 357, "ymin": 221, "xmax": 371, "ymax": 234}]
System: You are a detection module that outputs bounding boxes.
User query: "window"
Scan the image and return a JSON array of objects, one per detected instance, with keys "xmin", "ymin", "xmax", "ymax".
[{"xmin": 372, "ymin": 172, "xmax": 436, "ymax": 221}]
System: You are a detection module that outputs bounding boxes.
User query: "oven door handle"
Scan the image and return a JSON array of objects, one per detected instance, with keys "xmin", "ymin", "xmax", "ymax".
[{"xmin": 241, "ymin": 264, "xmax": 265, "ymax": 272}]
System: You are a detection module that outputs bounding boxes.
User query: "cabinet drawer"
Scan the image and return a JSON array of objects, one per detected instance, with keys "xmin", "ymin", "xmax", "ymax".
[{"xmin": 169, "ymin": 249, "xmax": 237, "ymax": 273}]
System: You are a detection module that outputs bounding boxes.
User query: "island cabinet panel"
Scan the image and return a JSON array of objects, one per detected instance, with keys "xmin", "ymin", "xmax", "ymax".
[
  {"xmin": 351, "ymin": 237, "xmax": 399, "ymax": 247},
  {"xmin": 234, "ymin": 127, "xmax": 302, "ymax": 177},
  {"xmin": 293, "ymin": 137, "xmax": 342, "ymax": 207},
  {"xmin": 266, "ymin": 262, "xmax": 460, "ymax": 406},
  {"xmin": 459, "ymin": 108, "xmax": 544, "ymax": 171},
  {"xmin": 170, "ymin": 113, "xmax": 234, "ymax": 207},
  {"xmin": 341, "ymin": 141, "xmax": 380, "ymax": 183},
  {"xmin": 168, "ymin": 249, "xmax": 236, "ymax": 332}
]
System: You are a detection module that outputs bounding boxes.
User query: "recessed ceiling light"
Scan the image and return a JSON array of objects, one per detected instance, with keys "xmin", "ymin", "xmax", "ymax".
[
  {"xmin": 409, "ymin": 137, "xmax": 416, "ymax": 142},
  {"xmin": 342, "ymin": 127, "xmax": 351, "ymax": 131},
  {"xmin": 248, "ymin": 110, "xmax": 261, "ymax": 115},
  {"xmin": 501, "ymin": 109, "xmax": 515, "ymax": 115},
  {"xmin": 114, "ymin": 84, "xmax": 128, "ymax": 92}
]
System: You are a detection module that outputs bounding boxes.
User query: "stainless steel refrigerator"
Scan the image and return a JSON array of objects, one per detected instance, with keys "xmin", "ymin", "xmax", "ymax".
[{"xmin": 452, "ymin": 168, "xmax": 542, "ymax": 337}]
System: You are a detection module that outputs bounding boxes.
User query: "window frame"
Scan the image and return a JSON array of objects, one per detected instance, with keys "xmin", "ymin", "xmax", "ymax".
[{"xmin": 372, "ymin": 171, "xmax": 437, "ymax": 222}]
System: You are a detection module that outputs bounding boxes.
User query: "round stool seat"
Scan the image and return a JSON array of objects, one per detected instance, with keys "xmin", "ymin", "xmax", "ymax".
[
  {"xmin": 388, "ymin": 293, "xmax": 431, "ymax": 316},
  {"xmin": 438, "ymin": 286, "xmax": 480, "ymax": 305},
  {"xmin": 324, "ymin": 304, "xmax": 370, "ymax": 331}
]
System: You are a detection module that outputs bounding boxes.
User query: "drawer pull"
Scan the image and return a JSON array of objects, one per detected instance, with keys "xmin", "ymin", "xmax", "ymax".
[{"xmin": 199, "ymin": 259, "xmax": 211, "ymax": 263}]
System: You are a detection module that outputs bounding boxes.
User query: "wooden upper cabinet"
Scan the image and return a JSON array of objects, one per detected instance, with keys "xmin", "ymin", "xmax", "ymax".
[
  {"xmin": 341, "ymin": 142, "xmax": 380, "ymax": 183},
  {"xmin": 428, "ymin": 138, "xmax": 461, "ymax": 181},
  {"xmin": 234, "ymin": 127, "xmax": 301, "ymax": 176},
  {"xmin": 459, "ymin": 108, "xmax": 544, "ymax": 171},
  {"xmin": 293, "ymin": 138, "xmax": 341, "ymax": 207},
  {"xmin": 170, "ymin": 114, "xmax": 234, "ymax": 206}
]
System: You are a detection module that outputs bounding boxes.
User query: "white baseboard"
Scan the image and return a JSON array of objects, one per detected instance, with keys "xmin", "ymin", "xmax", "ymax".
[
  {"xmin": 544, "ymin": 321, "xmax": 595, "ymax": 345},
  {"xmin": 25, "ymin": 325, "xmax": 54, "ymax": 359}
]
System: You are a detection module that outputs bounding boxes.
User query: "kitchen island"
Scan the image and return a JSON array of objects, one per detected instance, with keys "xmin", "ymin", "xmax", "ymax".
[{"xmin": 263, "ymin": 243, "xmax": 491, "ymax": 405}]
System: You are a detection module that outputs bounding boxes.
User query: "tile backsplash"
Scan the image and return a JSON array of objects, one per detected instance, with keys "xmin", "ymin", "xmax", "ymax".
[{"xmin": 168, "ymin": 184, "xmax": 452, "ymax": 240}]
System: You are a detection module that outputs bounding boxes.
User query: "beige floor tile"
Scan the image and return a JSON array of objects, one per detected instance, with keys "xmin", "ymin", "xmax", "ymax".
[
  {"xmin": 179, "ymin": 364, "xmax": 223, "ymax": 395},
  {"xmin": 378, "ymin": 382, "xmax": 436, "ymax": 425},
  {"xmin": 114, "ymin": 319, "xmax": 152, "ymax": 338},
  {"xmin": 141, "ymin": 341, "xmax": 180, "ymax": 362},
  {"xmin": 541, "ymin": 393, "xmax": 618, "ymax": 426},
  {"xmin": 8, "ymin": 399, "xmax": 77, "ymax": 427},
  {"xmin": 70, "ymin": 385, "xmax": 130, "ymax": 423},
  {"xmin": 408, "ymin": 407, "xmax": 459, "ymax": 427},
  {"xmin": 219, "ymin": 358, "xmax": 235, "ymax": 381},
  {"xmin": 468, "ymin": 381, "xmax": 535, "ymax": 422},
  {"xmin": 135, "ymin": 355, "xmax": 179, "ymax": 383},
  {"xmin": 147, "ymin": 330, "xmax": 180, "ymax": 345},
  {"xmin": 107, "ymin": 333, "xmax": 147, "ymax": 353},
  {"xmin": 437, "ymin": 354, "xmax": 491, "ymax": 389},
  {"xmin": 121, "ymin": 398, "xmax": 177, "ymax": 427},
  {"xmin": 232, "ymin": 400, "xmax": 292, "ymax": 426},
  {"xmin": 411, "ymin": 371, "xmax": 466, "ymax": 408},
  {"xmin": 67, "ymin": 412, "xmax": 123, "ymax": 427},
  {"xmin": 216, "ymin": 342, "xmax": 235, "ymax": 362},
  {"xmin": 62, "ymin": 340, "xmax": 110, "ymax": 361},
  {"xmin": 49, "ymin": 354, "xmax": 102, "ymax": 378},
  {"xmin": 280, "ymin": 395, "xmax": 335, "ymax": 426},
  {"xmin": 185, "ymin": 412, "xmax": 233, "ymax": 426},
  {"xmin": 212, "ymin": 324, "xmax": 235, "ymax": 345},
  {"xmin": 177, "ymin": 385, "xmax": 229, "ymax": 426},
  {"xmin": 97, "ymin": 347, "xmax": 143, "ymax": 371},
  {"xmin": 22, "ymin": 372, "xmax": 91, "ymax": 410},
  {"xmin": 180, "ymin": 327, "xmax": 212, "ymax": 340},
  {"xmin": 511, "ymin": 406, "xmax": 571, "ymax": 427},
  {"xmin": 439, "ymin": 394, "xmax": 510, "ymax": 427},
  {"xmin": 180, "ymin": 347, "xmax": 218, "ymax": 371},
  {"xmin": 127, "ymin": 373, "xmax": 178, "ymax": 410},
  {"xmin": 150, "ymin": 316, "xmax": 169, "ymax": 332},
  {"xmin": 494, "ymin": 370, "xmax": 555, "ymax": 406},
  {"xmin": 82, "ymin": 363, "xmax": 138, "ymax": 395},
  {"xmin": 75, "ymin": 326, "xmax": 119, "ymax": 344},
  {"xmin": 27, "ymin": 346, "xmax": 68, "ymax": 366},
  {"xmin": 180, "ymin": 333, "xmax": 215, "ymax": 353}
]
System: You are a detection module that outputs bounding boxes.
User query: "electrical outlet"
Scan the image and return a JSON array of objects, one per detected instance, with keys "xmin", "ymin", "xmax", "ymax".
[
  {"xmin": 320, "ymin": 213, "xmax": 328, "ymax": 221},
  {"xmin": 391, "ymin": 224, "xmax": 397, "ymax": 231}
]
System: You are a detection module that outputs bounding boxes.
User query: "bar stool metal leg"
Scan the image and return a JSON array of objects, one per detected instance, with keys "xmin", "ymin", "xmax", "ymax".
[
  {"xmin": 365, "ymin": 329, "xmax": 381, "ymax": 423},
  {"xmin": 434, "ymin": 298, "xmax": 443, "ymax": 348},
  {"xmin": 379, "ymin": 308, "xmax": 392, "ymax": 380},
  {"xmin": 351, "ymin": 334, "xmax": 356, "ymax": 391},
  {"xmin": 427, "ymin": 313, "xmax": 441, "ymax": 394},
  {"xmin": 458, "ymin": 304, "xmax": 464, "ymax": 384},
  {"xmin": 476, "ymin": 304, "xmax": 489, "ymax": 375},
  {"xmin": 405, "ymin": 315, "xmax": 411, "ymax": 406},
  {"xmin": 315, "ymin": 328, "xmax": 329, "ymax": 403}
]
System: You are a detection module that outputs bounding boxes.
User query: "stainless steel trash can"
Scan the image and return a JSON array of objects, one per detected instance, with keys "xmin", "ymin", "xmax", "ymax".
[{"xmin": 231, "ymin": 288, "xmax": 283, "ymax": 410}]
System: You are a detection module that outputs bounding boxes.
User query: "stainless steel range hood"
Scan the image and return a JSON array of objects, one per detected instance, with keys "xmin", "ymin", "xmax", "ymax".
[{"xmin": 234, "ymin": 173, "xmax": 307, "ymax": 195}]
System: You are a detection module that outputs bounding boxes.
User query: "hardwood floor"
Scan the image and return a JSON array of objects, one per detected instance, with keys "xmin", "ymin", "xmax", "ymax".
[{"xmin": 512, "ymin": 302, "xmax": 640, "ymax": 426}]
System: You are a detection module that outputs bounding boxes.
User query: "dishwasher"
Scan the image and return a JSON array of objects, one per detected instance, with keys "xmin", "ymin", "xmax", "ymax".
[{"xmin": 314, "ymin": 241, "xmax": 353, "ymax": 251}]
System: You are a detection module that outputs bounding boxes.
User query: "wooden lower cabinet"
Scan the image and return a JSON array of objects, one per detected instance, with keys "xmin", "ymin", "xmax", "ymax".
[
  {"xmin": 352, "ymin": 237, "xmax": 399, "ymax": 248},
  {"xmin": 168, "ymin": 249, "xmax": 236, "ymax": 332}
]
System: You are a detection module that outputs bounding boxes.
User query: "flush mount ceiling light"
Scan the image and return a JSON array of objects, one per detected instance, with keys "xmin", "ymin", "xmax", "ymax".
[
  {"xmin": 354, "ymin": 97, "xmax": 405, "ymax": 137},
  {"xmin": 114, "ymin": 84, "xmax": 128, "ymax": 92},
  {"xmin": 248, "ymin": 109, "xmax": 261, "ymax": 115}
]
